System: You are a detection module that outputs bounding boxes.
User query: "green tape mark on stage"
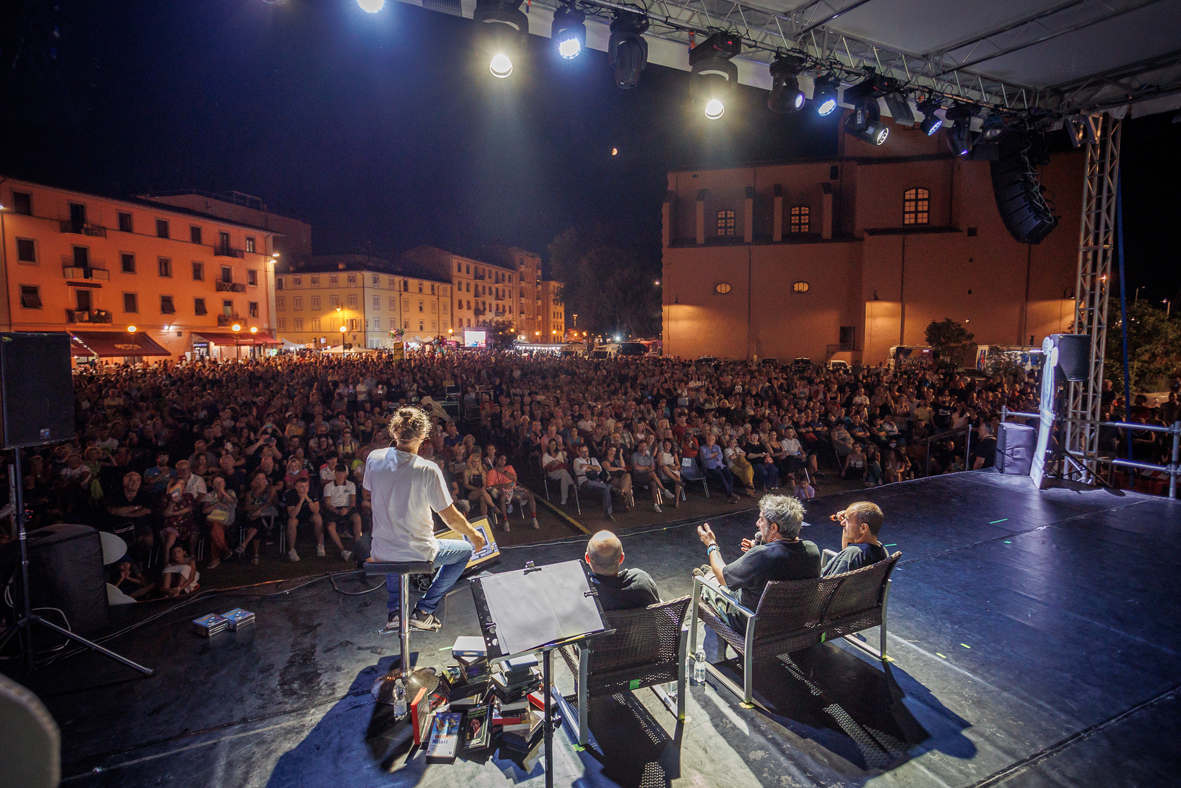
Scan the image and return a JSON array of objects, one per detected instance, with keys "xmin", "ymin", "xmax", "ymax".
[
  {"xmin": 936, "ymin": 652, "xmax": 947, "ymax": 659},
  {"xmin": 961, "ymin": 644, "xmax": 971, "ymax": 649},
  {"xmin": 629, "ymin": 679, "xmax": 641, "ymax": 690},
  {"xmin": 883, "ymin": 543, "xmax": 897, "ymax": 547},
  {"xmin": 990, "ymin": 518, "xmax": 1009, "ymax": 524},
  {"xmin": 1004, "ymin": 540, "xmax": 1012, "ymax": 544}
]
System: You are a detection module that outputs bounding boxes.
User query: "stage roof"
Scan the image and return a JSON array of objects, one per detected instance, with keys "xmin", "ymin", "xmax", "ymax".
[{"xmin": 404, "ymin": 0, "xmax": 1181, "ymax": 116}]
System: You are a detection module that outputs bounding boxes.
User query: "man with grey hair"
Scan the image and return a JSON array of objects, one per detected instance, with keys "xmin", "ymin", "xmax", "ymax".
[
  {"xmin": 585, "ymin": 530, "xmax": 660, "ymax": 611},
  {"xmin": 696, "ymin": 494, "xmax": 820, "ymax": 614}
]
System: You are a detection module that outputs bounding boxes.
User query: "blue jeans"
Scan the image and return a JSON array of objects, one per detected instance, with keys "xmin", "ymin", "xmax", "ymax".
[
  {"xmin": 386, "ymin": 539, "xmax": 473, "ymax": 617},
  {"xmin": 705, "ymin": 465, "xmax": 735, "ymax": 497},
  {"xmin": 579, "ymin": 479, "xmax": 612, "ymax": 515}
]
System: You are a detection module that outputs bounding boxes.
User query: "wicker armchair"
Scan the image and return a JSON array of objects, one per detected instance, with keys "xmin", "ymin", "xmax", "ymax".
[
  {"xmin": 560, "ymin": 595, "xmax": 692, "ymax": 746},
  {"xmin": 689, "ymin": 552, "xmax": 901, "ymax": 707}
]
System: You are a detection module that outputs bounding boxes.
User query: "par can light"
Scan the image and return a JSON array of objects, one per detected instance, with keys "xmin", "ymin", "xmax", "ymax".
[
  {"xmin": 704, "ymin": 99, "xmax": 725, "ymax": 120},
  {"xmin": 812, "ymin": 74, "xmax": 840, "ymax": 117},
  {"xmin": 552, "ymin": 3, "xmax": 586, "ymax": 60},
  {"xmin": 918, "ymin": 98, "xmax": 944, "ymax": 136}
]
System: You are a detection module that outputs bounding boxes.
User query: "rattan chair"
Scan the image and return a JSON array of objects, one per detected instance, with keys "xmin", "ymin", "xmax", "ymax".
[
  {"xmin": 689, "ymin": 552, "xmax": 900, "ymax": 707},
  {"xmin": 560, "ymin": 595, "xmax": 692, "ymax": 746}
]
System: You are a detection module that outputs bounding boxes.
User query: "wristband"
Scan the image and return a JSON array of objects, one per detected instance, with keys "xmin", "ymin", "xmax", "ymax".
[{"xmin": 707, "ymin": 544, "xmax": 720, "ymax": 557}]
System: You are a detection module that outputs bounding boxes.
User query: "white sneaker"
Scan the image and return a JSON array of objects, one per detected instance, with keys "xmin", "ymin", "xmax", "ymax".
[
  {"xmin": 654, "ymin": 504, "xmax": 662, "ymax": 513},
  {"xmin": 316, "ymin": 544, "xmax": 326, "ymax": 557},
  {"xmin": 341, "ymin": 550, "xmax": 352, "ymax": 562},
  {"xmin": 288, "ymin": 549, "xmax": 300, "ymax": 562}
]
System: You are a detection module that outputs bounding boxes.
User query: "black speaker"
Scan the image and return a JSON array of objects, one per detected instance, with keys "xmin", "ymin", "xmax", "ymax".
[
  {"xmin": 0, "ymin": 333, "xmax": 75, "ymax": 448},
  {"xmin": 1052, "ymin": 334, "xmax": 1090, "ymax": 382},
  {"xmin": 0, "ymin": 524, "xmax": 110, "ymax": 636},
  {"xmin": 990, "ymin": 135, "xmax": 1059, "ymax": 245},
  {"xmin": 997, "ymin": 422, "xmax": 1037, "ymax": 476}
]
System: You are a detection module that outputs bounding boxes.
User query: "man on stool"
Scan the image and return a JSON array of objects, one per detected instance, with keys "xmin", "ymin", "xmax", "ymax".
[{"xmin": 365, "ymin": 407, "xmax": 485, "ymax": 633}]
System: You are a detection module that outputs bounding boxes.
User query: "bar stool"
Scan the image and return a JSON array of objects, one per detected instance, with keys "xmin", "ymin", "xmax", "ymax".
[{"xmin": 362, "ymin": 560, "xmax": 435, "ymax": 672}]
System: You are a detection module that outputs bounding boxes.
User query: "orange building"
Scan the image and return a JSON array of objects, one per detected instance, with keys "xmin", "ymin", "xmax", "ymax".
[
  {"xmin": 0, "ymin": 177, "xmax": 279, "ymax": 361},
  {"xmin": 661, "ymin": 119, "xmax": 1082, "ymax": 364},
  {"xmin": 144, "ymin": 190, "xmax": 312, "ymax": 260}
]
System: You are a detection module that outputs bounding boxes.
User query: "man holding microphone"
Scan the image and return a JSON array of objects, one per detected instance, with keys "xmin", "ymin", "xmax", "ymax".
[{"xmin": 365, "ymin": 407, "xmax": 485, "ymax": 633}]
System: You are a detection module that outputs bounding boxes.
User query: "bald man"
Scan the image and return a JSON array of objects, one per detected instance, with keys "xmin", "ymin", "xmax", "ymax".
[{"xmin": 585, "ymin": 530, "xmax": 660, "ymax": 611}]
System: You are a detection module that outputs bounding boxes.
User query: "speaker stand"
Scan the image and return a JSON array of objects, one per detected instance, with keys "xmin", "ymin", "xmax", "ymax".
[{"xmin": 0, "ymin": 449, "xmax": 153, "ymax": 676}]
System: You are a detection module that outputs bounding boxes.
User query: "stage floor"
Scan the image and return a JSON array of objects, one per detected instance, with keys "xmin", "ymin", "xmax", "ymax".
[{"xmin": 11, "ymin": 471, "xmax": 1181, "ymax": 787}]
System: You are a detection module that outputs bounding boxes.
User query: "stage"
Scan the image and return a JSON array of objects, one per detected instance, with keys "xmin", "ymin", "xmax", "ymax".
[{"xmin": 11, "ymin": 471, "xmax": 1181, "ymax": 787}]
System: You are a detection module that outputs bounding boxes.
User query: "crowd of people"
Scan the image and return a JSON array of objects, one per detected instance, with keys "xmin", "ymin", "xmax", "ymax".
[{"xmin": 5, "ymin": 348, "xmax": 1165, "ymax": 598}]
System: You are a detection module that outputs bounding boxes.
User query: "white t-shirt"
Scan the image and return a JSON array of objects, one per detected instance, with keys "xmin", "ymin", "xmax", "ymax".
[
  {"xmin": 322, "ymin": 479, "xmax": 356, "ymax": 509},
  {"xmin": 364, "ymin": 448, "xmax": 453, "ymax": 563}
]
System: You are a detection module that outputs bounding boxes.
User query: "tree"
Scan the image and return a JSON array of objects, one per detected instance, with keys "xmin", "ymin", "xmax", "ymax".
[
  {"xmin": 547, "ymin": 228, "xmax": 661, "ymax": 338},
  {"xmin": 1105, "ymin": 296, "xmax": 1180, "ymax": 395},
  {"xmin": 924, "ymin": 318, "xmax": 976, "ymax": 368},
  {"xmin": 486, "ymin": 317, "xmax": 518, "ymax": 350}
]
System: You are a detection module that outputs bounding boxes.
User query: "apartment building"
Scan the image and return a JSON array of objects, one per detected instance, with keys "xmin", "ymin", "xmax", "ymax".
[
  {"xmin": 0, "ymin": 177, "xmax": 278, "ymax": 360},
  {"xmin": 144, "ymin": 190, "xmax": 312, "ymax": 260},
  {"xmin": 274, "ymin": 257, "xmax": 452, "ymax": 348}
]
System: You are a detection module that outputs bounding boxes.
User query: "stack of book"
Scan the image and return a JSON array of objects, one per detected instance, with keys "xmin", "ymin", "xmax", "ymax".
[
  {"xmin": 451, "ymin": 636, "xmax": 490, "ymax": 690},
  {"xmin": 491, "ymin": 654, "xmax": 541, "ymax": 703},
  {"xmin": 192, "ymin": 613, "xmax": 228, "ymax": 637},
  {"xmin": 222, "ymin": 608, "xmax": 255, "ymax": 631},
  {"xmin": 491, "ymin": 654, "xmax": 545, "ymax": 754}
]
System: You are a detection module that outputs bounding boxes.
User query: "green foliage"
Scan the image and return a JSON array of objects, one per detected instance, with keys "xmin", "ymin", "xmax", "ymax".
[
  {"xmin": 547, "ymin": 228, "xmax": 661, "ymax": 338},
  {"xmin": 486, "ymin": 317, "xmax": 518, "ymax": 350},
  {"xmin": 924, "ymin": 318, "xmax": 976, "ymax": 367},
  {"xmin": 1105, "ymin": 297, "xmax": 1180, "ymax": 394}
]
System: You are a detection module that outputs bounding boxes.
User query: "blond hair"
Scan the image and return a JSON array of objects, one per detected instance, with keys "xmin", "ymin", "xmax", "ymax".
[{"xmin": 388, "ymin": 407, "xmax": 432, "ymax": 444}]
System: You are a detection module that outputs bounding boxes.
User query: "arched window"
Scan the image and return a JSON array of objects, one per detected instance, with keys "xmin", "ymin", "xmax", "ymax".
[
  {"xmin": 789, "ymin": 205, "xmax": 810, "ymax": 234},
  {"xmin": 903, "ymin": 188, "xmax": 930, "ymax": 225},
  {"xmin": 714, "ymin": 282, "xmax": 733, "ymax": 295},
  {"xmin": 716, "ymin": 209, "xmax": 736, "ymax": 236}
]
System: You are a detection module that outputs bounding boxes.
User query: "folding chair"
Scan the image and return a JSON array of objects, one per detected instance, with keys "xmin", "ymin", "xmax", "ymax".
[{"xmin": 680, "ymin": 457, "xmax": 709, "ymax": 498}]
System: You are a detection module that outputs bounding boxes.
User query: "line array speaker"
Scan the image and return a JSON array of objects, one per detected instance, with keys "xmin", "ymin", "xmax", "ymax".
[{"xmin": 990, "ymin": 134, "xmax": 1059, "ymax": 245}]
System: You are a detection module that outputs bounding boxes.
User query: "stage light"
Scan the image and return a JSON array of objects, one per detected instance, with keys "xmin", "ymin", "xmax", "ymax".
[
  {"xmin": 357, "ymin": 0, "xmax": 385, "ymax": 12},
  {"xmin": 552, "ymin": 3, "xmax": 586, "ymax": 60},
  {"xmin": 845, "ymin": 97, "xmax": 889, "ymax": 145},
  {"xmin": 812, "ymin": 74, "xmax": 840, "ymax": 116},
  {"xmin": 979, "ymin": 114, "xmax": 1005, "ymax": 141},
  {"xmin": 690, "ymin": 32, "xmax": 741, "ymax": 121},
  {"xmin": 767, "ymin": 54, "xmax": 806, "ymax": 114},
  {"xmin": 945, "ymin": 104, "xmax": 974, "ymax": 156},
  {"xmin": 608, "ymin": 11, "xmax": 649, "ymax": 89},
  {"xmin": 490, "ymin": 53, "xmax": 513, "ymax": 78},
  {"xmin": 474, "ymin": 0, "xmax": 528, "ymax": 79},
  {"xmin": 918, "ymin": 98, "xmax": 943, "ymax": 135}
]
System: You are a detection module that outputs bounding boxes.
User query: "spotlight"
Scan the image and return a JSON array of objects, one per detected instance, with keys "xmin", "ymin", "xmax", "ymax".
[
  {"xmin": 474, "ymin": 0, "xmax": 529, "ymax": 79},
  {"xmin": 979, "ymin": 114, "xmax": 1005, "ymax": 141},
  {"xmin": 690, "ymin": 32, "xmax": 741, "ymax": 121},
  {"xmin": 767, "ymin": 54, "xmax": 806, "ymax": 114},
  {"xmin": 812, "ymin": 74, "xmax": 840, "ymax": 116},
  {"xmin": 608, "ymin": 11, "xmax": 649, "ymax": 89},
  {"xmin": 918, "ymin": 98, "xmax": 943, "ymax": 136},
  {"xmin": 945, "ymin": 103, "xmax": 974, "ymax": 156},
  {"xmin": 970, "ymin": 115, "xmax": 1007, "ymax": 161},
  {"xmin": 357, "ymin": 0, "xmax": 385, "ymax": 11},
  {"xmin": 845, "ymin": 98, "xmax": 889, "ymax": 145},
  {"xmin": 551, "ymin": 3, "xmax": 586, "ymax": 60}
]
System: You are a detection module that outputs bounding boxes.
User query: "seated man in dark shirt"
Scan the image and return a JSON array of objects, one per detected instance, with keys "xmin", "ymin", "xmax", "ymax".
[
  {"xmin": 823, "ymin": 501, "xmax": 888, "ymax": 576},
  {"xmin": 585, "ymin": 530, "xmax": 660, "ymax": 611},
  {"xmin": 696, "ymin": 495, "xmax": 821, "ymax": 615}
]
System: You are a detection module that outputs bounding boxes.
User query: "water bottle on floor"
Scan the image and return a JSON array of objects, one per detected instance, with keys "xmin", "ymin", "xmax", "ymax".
[
  {"xmin": 393, "ymin": 677, "xmax": 407, "ymax": 718},
  {"xmin": 692, "ymin": 646, "xmax": 707, "ymax": 685}
]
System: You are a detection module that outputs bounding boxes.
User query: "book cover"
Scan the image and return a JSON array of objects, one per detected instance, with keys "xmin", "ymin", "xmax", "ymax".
[
  {"xmin": 462, "ymin": 704, "xmax": 492, "ymax": 751},
  {"xmin": 451, "ymin": 635, "xmax": 487, "ymax": 659},
  {"xmin": 425, "ymin": 712, "xmax": 463, "ymax": 761}
]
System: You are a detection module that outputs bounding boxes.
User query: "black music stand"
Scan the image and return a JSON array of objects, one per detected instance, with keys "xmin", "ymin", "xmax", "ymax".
[{"xmin": 470, "ymin": 559, "xmax": 611, "ymax": 788}]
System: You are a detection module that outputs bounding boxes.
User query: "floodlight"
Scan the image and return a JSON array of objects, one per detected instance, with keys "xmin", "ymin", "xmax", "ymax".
[
  {"xmin": 979, "ymin": 114, "xmax": 1005, "ymax": 141},
  {"xmin": 690, "ymin": 32, "xmax": 741, "ymax": 121},
  {"xmin": 918, "ymin": 98, "xmax": 943, "ymax": 135},
  {"xmin": 845, "ymin": 98, "xmax": 889, "ymax": 145},
  {"xmin": 552, "ymin": 3, "xmax": 586, "ymax": 60},
  {"xmin": 812, "ymin": 74, "xmax": 840, "ymax": 116},
  {"xmin": 767, "ymin": 54, "xmax": 806, "ymax": 114},
  {"xmin": 945, "ymin": 104, "xmax": 974, "ymax": 156},
  {"xmin": 608, "ymin": 11, "xmax": 649, "ymax": 89},
  {"xmin": 357, "ymin": 0, "xmax": 385, "ymax": 12},
  {"xmin": 474, "ymin": 0, "xmax": 529, "ymax": 79}
]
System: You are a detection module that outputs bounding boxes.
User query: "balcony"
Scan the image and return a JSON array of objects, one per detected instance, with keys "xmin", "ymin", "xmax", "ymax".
[
  {"xmin": 473, "ymin": 273, "xmax": 486, "ymax": 281},
  {"xmin": 473, "ymin": 307, "xmax": 486, "ymax": 317},
  {"xmin": 217, "ymin": 313, "xmax": 246, "ymax": 327},
  {"xmin": 59, "ymin": 220, "xmax": 107, "ymax": 238},
  {"xmin": 213, "ymin": 246, "xmax": 244, "ymax": 258},
  {"xmin": 66, "ymin": 309, "xmax": 113, "ymax": 324},
  {"xmin": 215, "ymin": 280, "xmax": 247, "ymax": 292},
  {"xmin": 62, "ymin": 265, "xmax": 110, "ymax": 282}
]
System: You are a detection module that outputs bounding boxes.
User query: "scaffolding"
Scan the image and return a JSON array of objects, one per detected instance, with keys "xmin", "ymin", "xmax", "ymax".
[{"xmin": 1063, "ymin": 114, "xmax": 1121, "ymax": 483}]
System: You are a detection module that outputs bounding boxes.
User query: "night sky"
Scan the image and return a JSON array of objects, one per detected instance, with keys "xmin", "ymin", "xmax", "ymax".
[{"xmin": 2, "ymin": 0, "xmax": 1178, "ymax": 301}]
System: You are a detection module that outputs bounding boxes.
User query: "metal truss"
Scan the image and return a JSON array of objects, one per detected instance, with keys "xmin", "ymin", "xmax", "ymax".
[
  {"xmin": 1043, "ymin": 46, "xmax": 1181, "ymax": 114},
  {"xmin": 1064, "ymin": 114, "xmax": 1120, "ymax": 483}
]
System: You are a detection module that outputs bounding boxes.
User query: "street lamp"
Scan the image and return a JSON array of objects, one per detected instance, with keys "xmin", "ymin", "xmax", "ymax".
[
  {"xmin": 127, "ymin": 325, "xmax": 136, "ymax": 333},
  {"xmin": 231, "ymin": 323, "xmax": 242, "ymax": 361},
  {"xmin": 340, "ymin": 324, "xmax": 347, "ymax": 349}
]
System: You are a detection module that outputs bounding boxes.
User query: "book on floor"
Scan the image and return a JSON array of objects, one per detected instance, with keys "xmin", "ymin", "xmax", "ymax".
[{"xmin": 425, "ymin": 712, "xmax": 463, "ymax": 761}]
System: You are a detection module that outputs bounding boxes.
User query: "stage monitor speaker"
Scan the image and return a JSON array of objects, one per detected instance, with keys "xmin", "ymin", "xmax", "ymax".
[
  {"xmin": 0, "ymin": 524, "xmax": 110, "ymax": 637},
  {"xmin": 1051, "ymin": 334, "xmax": 1090, "ymax": 382},
  {"xmin": 0, "ymin": 333, "xmax": 75, "ymax": 449},
  {"xmin": 990, "ymin": 136, "xmax": 1059, "ymax": 245},
  {"xmin": 997, "ymin": 422, "xmax": 1037, "ymax": 476}
]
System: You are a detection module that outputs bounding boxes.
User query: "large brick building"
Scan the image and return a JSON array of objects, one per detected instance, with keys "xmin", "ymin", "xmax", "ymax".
[{"xmin": 661, "ymin": 119, "xmax": 1082, "ymax": 364}]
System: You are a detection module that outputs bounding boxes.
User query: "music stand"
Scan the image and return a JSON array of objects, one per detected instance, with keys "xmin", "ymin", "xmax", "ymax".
[{"xmin": 470, "ymin": 559, "xmax": 611, "ymax": 788}]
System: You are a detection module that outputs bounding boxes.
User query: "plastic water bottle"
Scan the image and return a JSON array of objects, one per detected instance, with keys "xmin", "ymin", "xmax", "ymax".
[
  {"xmin": 692, "ymin": 647, "xmax": 707, "ymax": 685},
  {"xmin": 393, "ymin": 677, "xmax": 407, "ymax": 718}
]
